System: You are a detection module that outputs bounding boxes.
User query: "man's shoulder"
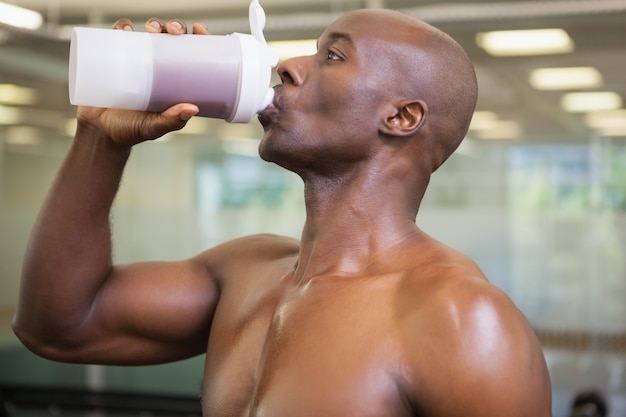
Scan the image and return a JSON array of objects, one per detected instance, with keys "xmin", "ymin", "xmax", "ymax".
[
  {"xmin": 395, "ymin": 240, "xmax": 551, "ymax": 416},
  {"xmin": 238, "ymin": 233, "xmax": 300, "ymax": 251},
  {"xmin": 396, "ymin": 236, "xmax": 539, "ymax": 365},
  {"xmin": 397, "ymin": 235, "xmax": 491, "ymax": 299},
  {"xmin": 194, "ymin": 233, "xmax": 299, "ymax": 284},
  {"xmin": 398, "ymin": 242, "xmax": 521, "ymax": 338},
  {"xmin": 204, "ymin": 233, "xmax": 300, "ymax": 260}
]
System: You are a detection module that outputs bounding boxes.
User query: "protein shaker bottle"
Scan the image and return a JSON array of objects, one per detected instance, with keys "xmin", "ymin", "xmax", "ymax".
[{"xmin": 68, "ymin": 0, "xmax": 278, "ymax": 123}]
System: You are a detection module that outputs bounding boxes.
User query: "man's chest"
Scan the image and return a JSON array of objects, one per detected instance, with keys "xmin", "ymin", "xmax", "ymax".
[{"xmin": 200, "ymin": 276, "xmax": 414, "ymax": 417}]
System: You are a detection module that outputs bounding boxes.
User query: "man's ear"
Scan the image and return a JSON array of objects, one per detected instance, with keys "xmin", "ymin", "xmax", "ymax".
[{"xmin": 380, "ymin": 100, "xmax": 427, "ymax": 137}]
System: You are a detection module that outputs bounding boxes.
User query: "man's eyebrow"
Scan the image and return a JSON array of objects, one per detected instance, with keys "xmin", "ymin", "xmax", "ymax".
[
  {"xmin": 328, "ymin": 32, "xmax": 353, "ymax": 42},
  {"xmin": 316, "ymin": 31, "xmax": 353, "ymax": 48}
]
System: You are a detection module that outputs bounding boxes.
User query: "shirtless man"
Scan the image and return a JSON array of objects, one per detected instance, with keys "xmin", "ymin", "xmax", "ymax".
[{"xmin": 13, "ymin": 9, "xmax": 552, "ymax": 417}]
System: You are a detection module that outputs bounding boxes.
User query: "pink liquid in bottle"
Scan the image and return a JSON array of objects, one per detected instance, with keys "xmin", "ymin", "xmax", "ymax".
[{"xmin": 146, "ymin": 35, "xmax": 242, "ymax": 119}]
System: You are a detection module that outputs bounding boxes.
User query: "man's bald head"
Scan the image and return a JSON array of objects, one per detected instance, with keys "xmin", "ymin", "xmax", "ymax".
[{"xmin": 334, "ymin": 10, "xmax": 478, "ymax": 172}]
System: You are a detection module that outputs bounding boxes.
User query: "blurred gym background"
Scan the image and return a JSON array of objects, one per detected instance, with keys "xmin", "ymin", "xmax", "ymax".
[{"xmin": 1, "ymin": 0, "xmax": 625, "ymax": 416}]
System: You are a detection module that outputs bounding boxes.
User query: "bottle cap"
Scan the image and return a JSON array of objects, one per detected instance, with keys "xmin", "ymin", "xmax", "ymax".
[{"xmin": 228, "ymin": 0, "xmax": 278, "ymax": 122}]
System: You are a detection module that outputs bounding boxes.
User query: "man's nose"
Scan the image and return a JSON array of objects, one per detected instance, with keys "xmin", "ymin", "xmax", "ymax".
[{"xmin": 277, "ymin": 56, "xmax": 309, "ymax": 86}]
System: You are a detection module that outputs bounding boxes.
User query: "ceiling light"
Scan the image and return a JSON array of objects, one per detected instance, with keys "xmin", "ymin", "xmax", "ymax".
[
  {"xmin": 0, "ymin": 2, "xmax": 43, "ymax": 30},
  {"xmin": 476, "ymin": 28, "xmax": 574, "ymax": 57},
  {"xmin": 5, "ymin": 126, "xmax": 42, "ymax": 145},
  {"xmin": 584, "ymin": 110, "xmax": 626, "ymax": 137},
  {"xmin": 0, "ymin": 105, "xmax": 22, "ymax": 125},
  {"xmin": 469, "ymin": 111, "xmax": 520, "ymax": 139},
  {"xmin": 561, "ymin": 92, "xmax": 623, "ymax": 113},
  {"xmin": 0, "ymin": 84, "xmax": 38, "ymax": 105},
  {"xmin": 584, "ymin": 109, "xmax": 626, "ymax": 129},
  {"xmin": 529, "ymin": 67, "xmax": 603, "ymax": 90},
  {"xmin": 63, "ymin": 118, "xmax": 77, "ymax": 137},
  {"xmin": 268, "ymin": 39, "xmax": 317, "ymax": 61},
  {"xmin": 474, "ymin": 120, "xmax": 521, "ymax": 140},
  {"xmin": 469, "ymin": 111, "xmax": 499, "ymax": 130},
  {"xmin": 596, "ymin": 126, "xmax": 626, "ymax": 137}
]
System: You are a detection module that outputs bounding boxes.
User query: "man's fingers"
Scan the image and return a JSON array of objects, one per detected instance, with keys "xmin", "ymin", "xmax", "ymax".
[
  {"xmin": 144, "ymin": 18, "xmax": 189, "ymax": 34},
  {"xmin": 115, "ymin": 18, "xmax": 206, "ymax": 35},
  {"xmin": 165, "ymin": 19, "xmax": 188, "ymax": 34},
  {"xmin": 145, "ymin": 18, "xmax": 166, "ymax": 33},
  {"xmin": 113, "ymin": 18, "xmax": 134, "ymax": 31},
  {"xmin": 192, "ymin": 22, "xmax": 210, "ymax": 35}
]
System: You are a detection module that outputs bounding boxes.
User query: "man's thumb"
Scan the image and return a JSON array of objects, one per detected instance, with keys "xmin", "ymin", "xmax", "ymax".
[{"xmin": 155, "ymin": 104, "xmax": 200, "ymax": 136}]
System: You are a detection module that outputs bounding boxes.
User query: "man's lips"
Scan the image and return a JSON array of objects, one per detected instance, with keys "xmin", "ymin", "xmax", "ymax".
[
  {"xmin": 258, "ymin": 102, "xmax": 278, "ymax": 126},
  {"xmin": 269, "ymin": 85, "xmax": 282, "ymax": 109},
  {"xmin": 257, "ymin": 87, "xmax": 282, "ymax": 125}
]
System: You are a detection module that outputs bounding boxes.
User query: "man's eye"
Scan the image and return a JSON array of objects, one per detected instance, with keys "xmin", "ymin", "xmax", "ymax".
[{"xmin": 327, "ymin": 50, "xmax": 341, "ymax": 61}]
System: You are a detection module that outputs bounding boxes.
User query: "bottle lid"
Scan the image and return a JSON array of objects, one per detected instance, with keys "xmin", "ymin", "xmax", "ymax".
[
  {"xmin": 249, "ymin": 0, "xmax": 271, "ymax": 47},
  {"xmin": 228, "ymin": 0, "xmax": 278, "ymax": 123}
]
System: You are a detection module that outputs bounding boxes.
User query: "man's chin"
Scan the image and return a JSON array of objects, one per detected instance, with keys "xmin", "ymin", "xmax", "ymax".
[
  {"xmin": 258, "ymin": 136, "xmax": 288, "ymax": 166},
  {"xmin": 257, "ymin": 136, "xmax": 273, "ymax": 163}
]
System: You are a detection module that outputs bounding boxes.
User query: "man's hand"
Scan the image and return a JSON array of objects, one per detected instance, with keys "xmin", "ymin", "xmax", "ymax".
[{"xmin": 75, "ymin": 18, "xmax": 211, "ymax": 148}]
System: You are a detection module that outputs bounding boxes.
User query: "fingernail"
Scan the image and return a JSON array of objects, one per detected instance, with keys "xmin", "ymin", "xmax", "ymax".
[
  {"xmin": 148, "ymin": 19, "xmax": 161, "ymax": 30},
  {"xmin": 122, "ymin": 24, "xmax": 133, "ymax": 31},
  {"xmin": 170, "ymin": 20, "xmax": 183, "ymax": 30}
]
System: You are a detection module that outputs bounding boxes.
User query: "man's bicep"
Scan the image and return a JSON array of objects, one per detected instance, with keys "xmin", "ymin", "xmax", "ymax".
[
  {"xmin": 75, "ymin": 258, "xmax": 219, "ymax": 365},
  {"xmin": 74, "ymin": 234, "xmax": 298, "ymax": 365}
]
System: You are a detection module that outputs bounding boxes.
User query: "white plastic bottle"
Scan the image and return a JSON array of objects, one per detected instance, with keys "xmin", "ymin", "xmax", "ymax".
[{"xmin": 68, "ymin": 0, "xmax": 278, "ymax": 123}]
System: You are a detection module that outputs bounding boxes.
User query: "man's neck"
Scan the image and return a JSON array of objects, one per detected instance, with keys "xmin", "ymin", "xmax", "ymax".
[{"xmin": 291, "ymin": 166, "xmax": 427, "ymax": 283}]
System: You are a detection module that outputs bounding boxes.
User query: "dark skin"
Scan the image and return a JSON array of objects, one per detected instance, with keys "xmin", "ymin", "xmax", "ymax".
[{"xmin": 13, "ymin": 9, "xmax": 552, "ymax": 417}]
